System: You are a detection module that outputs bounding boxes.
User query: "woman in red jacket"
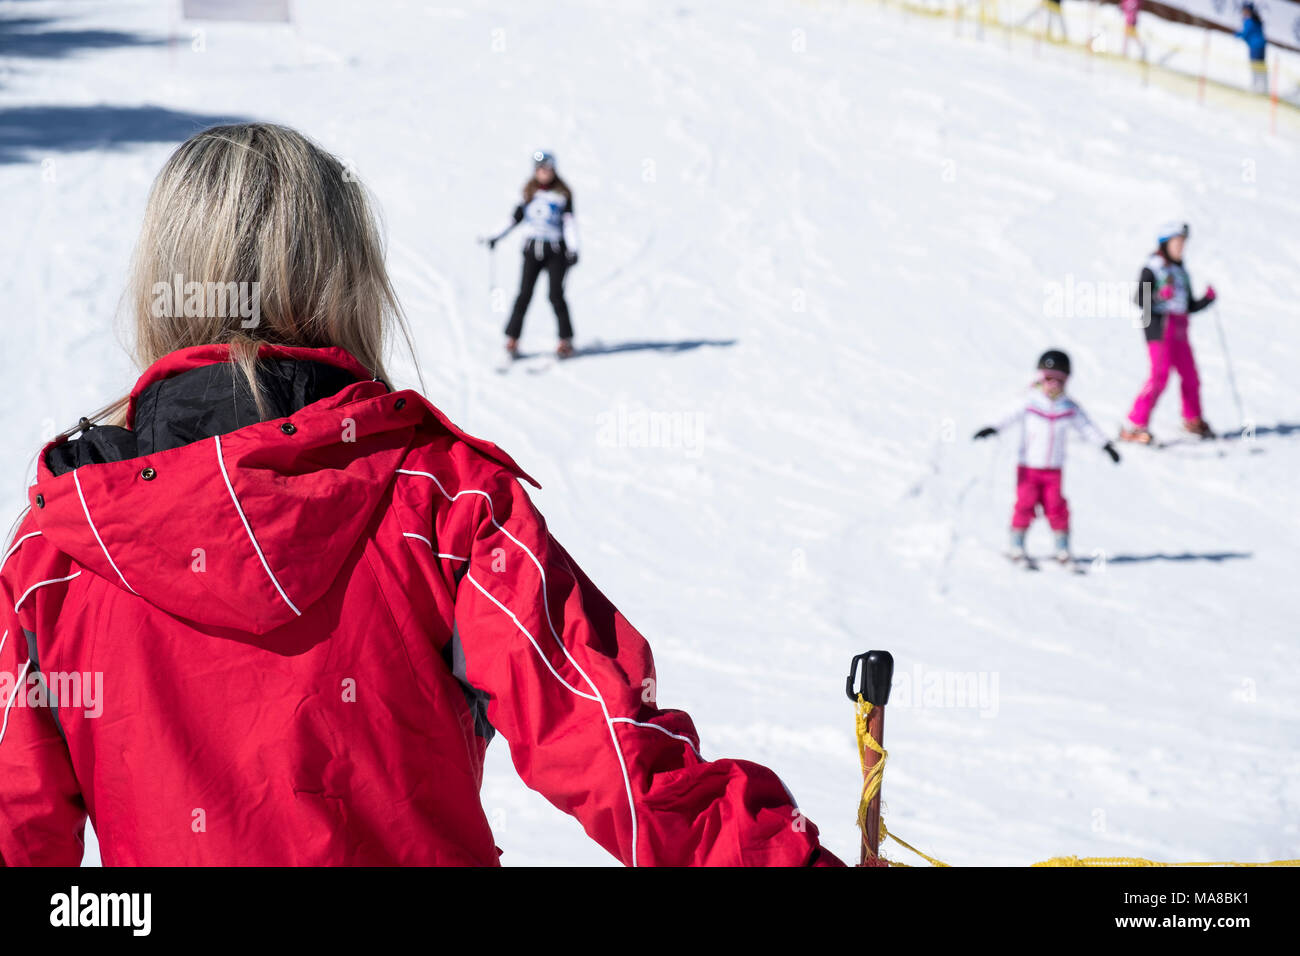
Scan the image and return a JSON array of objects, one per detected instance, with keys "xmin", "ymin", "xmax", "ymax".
[{"xmin": 0, "ymin": 124, "xmax": 840, "ymax": 867}]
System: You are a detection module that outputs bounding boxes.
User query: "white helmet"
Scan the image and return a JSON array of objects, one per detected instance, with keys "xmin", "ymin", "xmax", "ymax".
[{"xmin": 1156, "ymin": 221, "xmax": 1189, "ymax": 244}]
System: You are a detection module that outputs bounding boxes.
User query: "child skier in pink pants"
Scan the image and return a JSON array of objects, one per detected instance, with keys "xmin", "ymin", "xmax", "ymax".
[
  {"xmin": 1121, "ymin": 222, "xmax": 1217, "ymax": 444},
  {"xmin": 1121, "ymin": 0, "xmax": 1146, "ymax": 60},
  {"xmin": 974, "ymin": 351, "xmax": 1121, "ymax": 565}
]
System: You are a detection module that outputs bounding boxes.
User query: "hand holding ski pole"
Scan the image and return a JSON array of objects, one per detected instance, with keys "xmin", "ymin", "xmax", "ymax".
[{"xmin": 478, "ymin": 235, "xmax": 498, "ymax": 296}]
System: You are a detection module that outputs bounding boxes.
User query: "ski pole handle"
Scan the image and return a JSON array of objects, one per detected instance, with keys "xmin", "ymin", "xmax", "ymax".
[{"xmin": 846, "ymin": 650, "xmax": 893, "ymax": 705}]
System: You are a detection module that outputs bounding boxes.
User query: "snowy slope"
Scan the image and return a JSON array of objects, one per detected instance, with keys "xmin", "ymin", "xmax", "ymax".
[{"xmin": 2, "ymin": 0, "xmax": 1298, "ymax": 867}]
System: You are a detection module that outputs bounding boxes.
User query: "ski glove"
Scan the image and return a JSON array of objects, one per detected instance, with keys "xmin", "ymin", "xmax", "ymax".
[
  {"xmin": 565, "ymin": 249, "xmax": 579, "ymax": 266},
  {"xmin": 973, "ymin": 427, "xmax": 997, "ymax": 440},
  {"xmin": 1103, "ymin": 442, "xmax": 1121, "ymax": 463},
  {"xmin": 1203, "ymin": 284, "xmax": 1216, "ymax": 302}
]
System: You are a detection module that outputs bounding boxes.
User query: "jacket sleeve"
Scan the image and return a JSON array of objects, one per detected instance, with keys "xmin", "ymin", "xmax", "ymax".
[
  {"xmin": 448, "ymin": 471, "xmax": 843, "ymax": 866},
  {"xmin": 989, "ymin": 399, "xmax": 1026, "ymax": 433},
  {"xmin": 562, "ymin": 197, "xmax": 580, "ymax": 253},
  {"xmin": 488, "ymin": 205, "xmax": 525, "ymax": 243},
  {"xmin": 1187, "ymin": 271, "xmax": 1213, "ymax": 314},
  {"xmin": 1134, "ymin": 265, "xmax": 1158, "ymax": 324},
  {"xmin": 1069, "ymin": 402, "xmax": 1111, "ymax": 447},
  {"xmin": 0, "ymin": 557, "xmax": 88, "ymax": 866}
]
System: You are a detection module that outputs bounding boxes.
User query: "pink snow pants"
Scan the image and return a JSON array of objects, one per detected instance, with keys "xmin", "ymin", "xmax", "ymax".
[
  {"xmin": 1128, "ymin": 313, "xmax": 1202, "ymax": 427},
  {"xmin": 1012, "ymin": 466, "xmax": 1069, "ymax": 532}
]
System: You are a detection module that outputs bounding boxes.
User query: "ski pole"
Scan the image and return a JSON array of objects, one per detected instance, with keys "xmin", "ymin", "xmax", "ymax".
[
  {"xmin": 1213, "ymin": 310, "xmax": 1245, "ymax": 428},
  {"xmin": 846, "ymin": 649, "xmax": 893, "ymax": 865}
]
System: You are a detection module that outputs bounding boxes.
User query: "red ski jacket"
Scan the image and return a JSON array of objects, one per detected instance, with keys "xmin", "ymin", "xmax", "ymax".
[{"xmin": 0, "ymin": 344, "xmax": 843, "ymax": 866}]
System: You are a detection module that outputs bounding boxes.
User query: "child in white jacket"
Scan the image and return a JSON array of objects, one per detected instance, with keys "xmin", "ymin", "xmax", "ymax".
[{"xmin": 973, "ymin": 350, "xmax": 1121, "ymax": 564}]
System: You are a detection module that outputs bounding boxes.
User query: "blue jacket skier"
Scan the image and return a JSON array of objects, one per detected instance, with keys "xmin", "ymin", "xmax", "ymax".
[{"xmin": 1236, "ymin": 3, "xmax": 1269, "ymax": 92}]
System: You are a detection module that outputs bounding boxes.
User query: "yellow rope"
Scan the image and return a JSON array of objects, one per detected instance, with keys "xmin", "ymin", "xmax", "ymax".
[
  {"xmin": 879, "ymin": 819, "xmax": 951, "ymax": 867},
  {"xmin": 1032, "ymin": 856, "xmax": 1300, "ymax": 868},
  {"xmin": 853, "ymin": 695, "xmax": 886, "ymax": 841},
  {"xmin": 851, "ymin": 694, "xmax": 1298, "ymax": 868}
]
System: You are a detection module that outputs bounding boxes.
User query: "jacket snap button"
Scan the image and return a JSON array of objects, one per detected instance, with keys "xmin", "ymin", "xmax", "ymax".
[
  {"xmin": 395, "ymin": 398, "xmax": 406, "ymax": 410},
  {"xmin": 140, "ymin": 467, "xmax": 156, "ymax": 481},
  {"xmin": 35, "ymin": 494, "xmax": 45, "ymax": 508},
  {"xmin": 281, "ymin": 422, "xmax": 297, "ymax": 435}
]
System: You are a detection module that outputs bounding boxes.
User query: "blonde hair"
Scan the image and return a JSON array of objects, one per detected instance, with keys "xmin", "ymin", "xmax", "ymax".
[{"xmin": 92, "ymin": 122, "xmax": 417, "ymax": 427}]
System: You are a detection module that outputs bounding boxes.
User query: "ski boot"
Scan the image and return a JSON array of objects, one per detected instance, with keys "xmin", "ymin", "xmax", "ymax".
[
  {"xmin": 1182, "ymin": 417, "xmax": 1215, "ymax": 440},
  {"xmin": 1119, "ymin": 424, "xmax": 1154, "ymax": 444},
  {"xmin": 556, "ymin": 338, "xmax": 575, "ymax": 359},
  {"xmin": 1007, "ymin": 529, "xmax": 1030, "ymax": 565},
  {"xmin": 1052, "ymin": 532, "xmax": 1071, "ymax": 567},
  {"xmin": 505, "ymin": 337, "xmax": 520, "ymax": 359}
]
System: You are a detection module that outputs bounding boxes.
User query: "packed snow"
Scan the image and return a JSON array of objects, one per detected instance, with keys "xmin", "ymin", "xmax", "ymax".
[{"xmin": 1, "ymin": 0, "xmax": 1297, "ymax": 866}]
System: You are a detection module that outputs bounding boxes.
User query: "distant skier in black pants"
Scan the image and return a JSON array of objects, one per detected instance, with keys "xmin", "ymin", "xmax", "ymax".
[{"xmin": 481, "ymin": 150, "xmax": 580, "ymax": 359}]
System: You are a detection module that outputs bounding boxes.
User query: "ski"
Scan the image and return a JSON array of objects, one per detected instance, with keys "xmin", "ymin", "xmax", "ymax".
[
  {"xmin": 1152, "ymin": 435, "xmax": 1234, "ymax": 459},
  {"xmin": 1154, "ymin": 436, "xmax": 1217, "ymax": 450},
  {"xmin": 1008, "ymin": 552, "xmax": 1040, "ymax": 571},
  {"xmin": 496, "ymin": 343, "xmax": 579, "ymax": 375},
  {"xmin": 1054, "ymin": 556, "xmax": 1087, "ymax": 575},
  {"xmin": 521, "ymin": 345, "xmax": 580, "ymax": 375}
]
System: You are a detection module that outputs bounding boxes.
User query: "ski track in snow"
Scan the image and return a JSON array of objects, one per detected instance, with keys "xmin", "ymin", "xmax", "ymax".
[{"xmin": 1, "ymin": 0, "xmax": 1298, "ymax": 867}]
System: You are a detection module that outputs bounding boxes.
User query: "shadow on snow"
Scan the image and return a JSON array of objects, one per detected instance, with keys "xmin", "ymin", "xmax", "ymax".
[
  {"xmin": 0, "ymin": 105, "xmax": 254, "ymax": 165},
  {"xmin": 571, "ymin": 339, "xmax": 738, "ymax": 358},
  {"xmin": 1099, "ymin": 551, "xmax": 1253, "ymax": 565}
]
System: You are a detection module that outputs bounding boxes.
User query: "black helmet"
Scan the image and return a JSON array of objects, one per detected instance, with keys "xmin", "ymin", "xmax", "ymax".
[{"xmin": 1037, "ymin": 350, "xmax": 1070, "ymax": 375}]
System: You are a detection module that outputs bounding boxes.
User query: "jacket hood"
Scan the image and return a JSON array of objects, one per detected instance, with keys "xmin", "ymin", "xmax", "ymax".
[{"xmin": 27, "ymin": 344, "xmax": 537, "ymax": 635}]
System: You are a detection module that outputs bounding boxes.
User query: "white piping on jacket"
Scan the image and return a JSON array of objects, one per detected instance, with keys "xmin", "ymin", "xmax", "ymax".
[
  {"xmin": 609, "ymin": 717, "xmax": 703, "ymax": 760},
  {"xmin": 74, "ymin": 469, "xmax": 138, "ymax": 595},
  {"xmin": 214, "ymin": 434, "xmax": 301, "ymax": 617},
  {"xmin": 0, "ymin": 659, "xmax": 32, "ymax": 749},
  {"xmin": 464, "ymin": 572, "xmax": 597, "ymax": 701},
  {"xmin": 1, "ymin": 531, "xmax": 41, "ymax": 573},
  {"xmin": 401, "ymin": 532, "xmax": 468, "ymax": 561},
  {"xmin": 14, "ymin": 572, "xmax": 81, "ymax": 613},
  {"xmin": 396, "ymin": 467, "xmax": 644, "ymax": 866}
]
